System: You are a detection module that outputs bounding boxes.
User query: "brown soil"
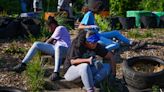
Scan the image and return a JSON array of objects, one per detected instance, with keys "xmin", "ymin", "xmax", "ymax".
[
  {"xmin": 0, "ymin": 29, "xmax": 164, "ymax": 90},
  {"xmin": 132, "ymin": 62, "xmax": 164, "ymax": 73}
]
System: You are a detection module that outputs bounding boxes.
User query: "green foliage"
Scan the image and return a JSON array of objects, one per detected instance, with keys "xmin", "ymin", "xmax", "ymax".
[
  {"xmin": 95, "ymin": 14, "xmax": 111, "ymax": 32},
  {"xmin": 0, "ymin": 11, "xmax": 8, "ymax": 17},
  {"xmin": 72, "ymin": 0, "xmax": 84, "ymax": 17},
  {"xmin": 152, "ymin": 85, "xmax": 160, "ymax": 92},
  {"xmin": 25, "ymin": 33, "xmax": 38, "ymax": 43},
  {"xmin": 139, "ymin": 0, "xmax": 164, "ymax": 11},
  {"xmin": 109, "ymin": 0, "xmax": 143, "ymax": 16},
  {"xmin": 3, "ymin": 41, "xmax": 27, "ymax": 59},
  {"xmin": 0, "ymin": 0, "xmax": 21, "ymax": 14},
  {"xmin": 55, "ymin": 12, "xmax": 74, "ymax": 30},
  {"xmin": 42, "ymin": 0, "xmax": 57, "ymax": 12},
  {"xmin": 127, "ymin": 29, "xmax": 154, "ymax": 38},
  {"xmin": 109, "ymin": 0, "xmax": 127, "ymax": 16},
  {"xmin": 142, "ymin": 30, "xmax": 153, "ymax": 38},
  {"xmin": 26, "ymin": 54, "xmax": 45, "ymax": 91}
]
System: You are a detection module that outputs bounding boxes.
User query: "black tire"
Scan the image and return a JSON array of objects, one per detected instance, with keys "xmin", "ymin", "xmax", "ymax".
[
  {"xmin": 0, "ymin": 19, "xmax": 21, "ymax": 38},
  {"xmin": 140, "ymin": 16, "xmax": 158, "ymax": 28},
  {"xmin": 110, "ymin": 17, "xmax": 122, "ymax": 30},
  {"xmin": 0, "ymin": 17, "xmax": 14, "ymax": 28},
  {"xmin": 159, "ymin": 16, "xmax": 164, "ymax": 28},
  {"xmin": 119, "ymin": 17, "xmax": 136, "ymax": 29},
  {"xmin": 126, "ymin": 85, "xmax": 152, "ymax": 92},
  {"xmin": 0, "ymin": 86, "xmax": 25, "ymax": 92},
  {"xmin": 123, "ymin": 56, "xmax": 164, "ymax": 89}
]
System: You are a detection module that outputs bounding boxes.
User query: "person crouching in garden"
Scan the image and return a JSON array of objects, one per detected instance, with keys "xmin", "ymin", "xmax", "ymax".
[
  {"xmin": 13, "ymin": 16, "xmax": 71, "ymax": 81},
  {"xmin": 63, "ymin": 30, "xmax": 116, "ymax": 92}
]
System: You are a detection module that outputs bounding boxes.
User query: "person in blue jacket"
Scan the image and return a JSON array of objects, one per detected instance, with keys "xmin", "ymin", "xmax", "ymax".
[{"xmin": 78, "ymin": 1, "xmax": 146, "ymax": 51}]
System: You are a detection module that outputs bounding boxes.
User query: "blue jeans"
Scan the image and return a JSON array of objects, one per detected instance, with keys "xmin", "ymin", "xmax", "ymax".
[
  {"xmin": 98, "ymin": 30, "xmax": 132, "ymax": 51},
  {"xmin": 64, "ymin": 63, "xmax": 111, "ymax": 92},
  {"xmin": 84, "ymin": 29, "xmax": 132, "ymax": 51},
  {"xmin": 20, "ymin": 0, "xmax": 27, "ymax": 13},
  {"xmin": 22, "ymin": 41, "xmax": 68, "ymax": 72}
]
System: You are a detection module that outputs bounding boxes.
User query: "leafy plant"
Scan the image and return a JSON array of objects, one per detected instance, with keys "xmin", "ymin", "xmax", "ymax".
[
  {"xmin": 26, "ymin": 54, "xmax": 45, "ymax": 91},
  {"xmin": 4, "ymin": 41, "xmax": 26, "ymax": 54},
  {"xmin": 42, "ymin": 0, "xmax": 57, "ymax": 12},
  {"xmin": 139, "ymin": 0, "xmax": 164, "ymax": 11},
  {"xmin": 127, "ymin": 29, "xmax": 154, "ymax": 38},
  {"xmin": 55, "ymin": 12, "xmax": 74, "ymax": 30},
  {"xmin": 152, "ymin": 85, "xmax": 160, "ymax": 92},
  {"xmin": 0, "ymin": 11, "xmax": 8, "ymax": 17},
  {"xmin": 109, "ymin": 0, "xmax": 125, "ymax": 17},
  {"xmin": 0, "ymin": 0, "xmax": 21, "ymax": 14},
  {"xmin": 72, "ymin": 0, "xmax": 84, "ymax": 17},
  {"xmin": 127, "ymin": 29, "xmax": 142, "ymax": 38},
  {"xmin": 143, "ymin": 30, "xmax": 153, "ymax": 38},
  {"xmin": 95, "ymin": 14, "xmax": 111, "ymax": 32}
]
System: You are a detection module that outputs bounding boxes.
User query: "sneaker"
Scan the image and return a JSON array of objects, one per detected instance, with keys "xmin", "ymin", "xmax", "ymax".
[
  {"xmin": 49, "ymin": 72, "xmax": 62, "ymax": 81},
  {"xmin": 131, "ymin": 41, "xmax": 147, "ymax": 50},
  {"xmin": 13, "ymin": 63, "xmax": 26, "ymax": 73}
]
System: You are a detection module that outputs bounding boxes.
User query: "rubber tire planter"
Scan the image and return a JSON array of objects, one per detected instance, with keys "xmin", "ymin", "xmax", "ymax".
[
  {"xmin": 0, "ymin": 86, "xmax": 25, "ymax": 92},
  {"xmin": 122, "ymin": 56, "xmax": 164, "ymax": 89}
]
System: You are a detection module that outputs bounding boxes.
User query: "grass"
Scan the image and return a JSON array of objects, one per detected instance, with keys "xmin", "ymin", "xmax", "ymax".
[
  {"xmin": 25, "ymin": 54, "xmax": 45, "ymax": 92},
  {"xmin": 127, "ymin": 29, "xmax": 154, "ymax": 39}
]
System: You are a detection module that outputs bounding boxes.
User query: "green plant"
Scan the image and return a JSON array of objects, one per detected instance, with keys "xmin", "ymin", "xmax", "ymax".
[
  {"xmin": 4, "ymin": 41, "xmax": 27, "ymax": 57},
  {"xmin": 152, "ymin": 85, "xmax": 160, "ymax": 92},
  {"xmin": 0, "ymin": 11, "xmax": 8, "ymax": 17},
  {"xmin": 127, "ymin": 29, "xmax": 142, "ymax": 38},
  {"xmin": 109, "ymin": 0, "xmax": 128, "ymax": 17},
  {"xmin": 55, "ymin": 12, "xmax": 74, "ymax": 30},
  {"xmin": 143, "ymin": 30, "xmax": 153, "ymax": 38},
  {"xmin": 42, "ymin": 0, "xmax": 57, "ymax": 12},
  {"xmin": 26, "ymin": 54, "xmax": 45, "ymax": 91},
  {"xmin": 139, "ymin": 0, "xmax": 164, "ymax": 11},
  {"xmin": 72, "ymin": 0, "xmax": 84, "ymax": 17},
  {"xmin": 127, "ymin": 29, "xmax": 154, "ymax": 38},
  {"xmin": 0, "ymin": 0, "xmax": 21, "ymax": 14},
  {"xmin": 95, "ymin": 14, "xmax": 111, "ymax": 32}
]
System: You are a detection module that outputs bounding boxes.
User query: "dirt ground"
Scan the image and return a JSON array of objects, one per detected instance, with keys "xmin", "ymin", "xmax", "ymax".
[{"xmin": 0, "ymin": 29, "xmax": 164, "ymax": 90}]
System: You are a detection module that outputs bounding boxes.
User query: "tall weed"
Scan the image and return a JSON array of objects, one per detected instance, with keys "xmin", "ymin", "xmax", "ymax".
[{"xmin": 26, "ymin": 54, "xmax": 45, "ymax": 91}]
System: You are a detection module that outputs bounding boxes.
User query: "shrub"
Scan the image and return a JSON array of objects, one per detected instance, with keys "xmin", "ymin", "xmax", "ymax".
[
  {"xmin": 139, "ymin": 0, "xmax": 164, "ymax": 11},
  {"xmin": 26, "ymin": 54, "xmax": 45, "ymax": 91},
  {"xmin": 0, "ymin": 0, "xmax": 21, "ymax": 14},
  {"xmin": 127, "ymin": 29, "xmax": 142, "ymax": 38},
  {"xmin": 95, "ymin": 14, "xmax": 111, "ymax": 32}
]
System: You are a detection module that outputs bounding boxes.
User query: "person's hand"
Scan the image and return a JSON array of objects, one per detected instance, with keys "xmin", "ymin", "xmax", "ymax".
[
  {"xmin": 90, "ymin": 25, "xmax": 99, "ymax": 29},
  {"xmin": 88, "ymin": 56, "xmax": 93, "ymax": 65}
]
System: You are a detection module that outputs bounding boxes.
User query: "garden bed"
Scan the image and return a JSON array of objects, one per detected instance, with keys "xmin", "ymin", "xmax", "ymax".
[{"xmin": 0, "ymin": 29, "xmax": 164, "ymax": 91}]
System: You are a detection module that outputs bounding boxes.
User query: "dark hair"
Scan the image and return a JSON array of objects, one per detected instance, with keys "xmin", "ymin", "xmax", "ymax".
[
  {"xmin": 47, "ymin": 16, "xmax": 58, "ymax": 26},
  {"xmin": 91, "ymin": 1, "xmax": 103, "ymax": 13},
  {"xmin": 72, "ymin": 30, "xmax": 96, "ymax": 48}
]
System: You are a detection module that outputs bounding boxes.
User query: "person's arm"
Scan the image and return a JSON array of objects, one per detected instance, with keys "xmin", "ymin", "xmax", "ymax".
[
  {"xmin": 47, "ymin": 26, "xmax": 62, "ymax": 44},
  {"xmin": 70, "ymin": 57, "xmax": 93, "ymax": 65},
  {"xmin": 45, "ymin": 37, "xmax": 57, "ymax": 45},
  {"xmin": 78, "ymin": 23, "xmax": 92, "ymax": 29},
  {"xmin": 104, "ymin": 52, "xmax": 116, "ymax": 76}
]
